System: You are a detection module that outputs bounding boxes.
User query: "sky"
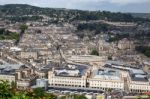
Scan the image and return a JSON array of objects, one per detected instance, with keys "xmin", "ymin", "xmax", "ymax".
[{"xmin": 0, "ymin": 0, "xmax": 150, "ymax": 13}]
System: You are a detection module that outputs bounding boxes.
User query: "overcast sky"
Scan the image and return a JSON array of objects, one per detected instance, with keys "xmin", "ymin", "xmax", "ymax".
[{"xmin": 0, "ymin": 0, "xmax": 150, "ymax": 13}]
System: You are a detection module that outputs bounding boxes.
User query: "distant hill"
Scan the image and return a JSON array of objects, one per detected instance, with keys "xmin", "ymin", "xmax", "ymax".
[
  {"xmin": 0, "ymin": 4, "xmax": 149, "ymax": 44},
  {"xmin": 0, "ymin": 4, "xmax": 149, "ymax": 23},
  {"xmin": 131, "ymin": 13, "xmax": 150, "ymax": 19},
  {"xmin": 0, "ymin": 4, "xmax": 144, "ymax": 22}
]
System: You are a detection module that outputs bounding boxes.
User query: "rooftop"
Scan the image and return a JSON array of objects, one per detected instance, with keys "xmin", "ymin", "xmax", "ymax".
[
  {"xmin": 0, "ymin": 61, "xmax": 24, "ymax": 75},
  {"xmin": 54, "ymin": 64, "xmax": 88, "ymax": 77},
  {"xmin": 104, "ymin": 61, "xmax": 140, "ymax": 71},
  {"xmin": 93, "ymin": 68, "xmax": 121, "ymax": 80},
  {"xmin": 68, "ymin": 55, "xmax": 107, "ymax": 63},
  {"xmin": 129, "ymin": 69, "xmax": 148, "ymax": 82}
]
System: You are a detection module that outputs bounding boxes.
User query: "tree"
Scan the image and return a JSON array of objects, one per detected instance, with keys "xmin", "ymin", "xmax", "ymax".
[
  {"xmin": 135, "ymin": 46, "xmax": 150, "ymax": 57},
  {"xmin": 44, "ymin": 93, "xmax": 57, "ymax": 99},
  {"xmin": 107, "ymin": 88, "xmax": 113, "ymax": 93},
  {"xmin": 74, "ymin": 94, "xmax": 87, "ymax": 99},
  {"xmin": 0, "ymin": 80, "xmax": 57, "ymax": 99},
  {"xmin": 108, "ymin": 56, "xmax": 112, "ymax": 60},
  {"xmin": 20, "ymin": 24, "xmax": 28, "ymax": 33},
  {"xmin": 61, "ymin": 96, "xmax": 66, "ymax": 99},
  {"xmin": 61, "ymin": 95, "xmax": 87, "ymax": 99},
  {"xmin": 90, "ymin": 49, "xmax": 99, "ymax": 56},
  {"xmin": 16, "ymin": 24, "xmax": 28, "ymax": 45},
  {"xmin": 0, "ymin": 80, "xmax": 12, "ymax": 99},
  {"xmin": 10, "ymin": 81, "xmax": 17, "ymax": 95},
  {"xmin": 136, "ymin": 96, "xmax": 142, "ymax": 99},
  {"xmin": 145, "ymin": 50, "xmax": 150, "ymax": 57},
  {"xmin": 147, "ymin": 95, "xmax": 150, "ymax": 99},
  {"xmin": 10, "ymin": 92, "xmax": 30, "ymax": 99},
  {"xmin": 33, "ymin": 87, "xmax": 45, "ymax": 98}
]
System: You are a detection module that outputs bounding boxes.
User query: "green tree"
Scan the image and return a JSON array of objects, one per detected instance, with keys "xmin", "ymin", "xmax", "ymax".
[
  {"xmin": 33, "ymin": 87, "xmax": 45, "ymax": 99},
  {"xmin": 135, "ymin": 46, "xmax": 150, "ymax": 57},
  {"xmin": 61, "ymin": 95, "xmax": 87, "ymax": 99},
  {"xmin": 108, "ymin": 56, "xmax": 112, "ymax": 60},
  {"xmin": 90, "ymin": 49, "xmax": 99, "ymax": 56},
  {"xmin": 147, "ymin": 95, "xmax": 150, "ymax": 99},
  {"xmin": 74, "ymin": 94, "xmax": 87, "ymax": 99},
  {"xmin": 0, "ymin": 80, "xmax": 57, "ymax": 99},
  {"xmin": 145, "ymin": 50, "xmax": 150, "ymax": 57},
  {"xmin": 107, "ymin": 88, "xmax": 113, "ymax": 93},
  {"xmin": 44, "ymin": 93, "xmax": 57, "ymax": 99},
  {"xmin": 136, "ymin": 96, "xmax": 142, "ymax": 99},
  {"xmin": 10, "ymin": 92, "xmax": 30, "ymax": 99},
  {"xmin": 20, "ymin": 24, "xmax": 28, "ymax": 33},
  {"xmin": 0, "ymin": 80, "xmax": 12, "ymax": 99},
  {"xmin": 61, "ymin": 96, "xmax": 66, "ymax": 99},
  {"xmin": 10, "ymin": 81, "xmax": 17, "ymax": 95}
]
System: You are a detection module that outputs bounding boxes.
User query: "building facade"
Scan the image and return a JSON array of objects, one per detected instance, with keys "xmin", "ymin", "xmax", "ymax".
[{"xmin": 88, "ymin": 68, "xmax": 124, "ymax": 91}]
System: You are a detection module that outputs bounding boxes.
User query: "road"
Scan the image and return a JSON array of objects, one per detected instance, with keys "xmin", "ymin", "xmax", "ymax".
[{"xmin": 48, "ymin": 85, "xmax": 104, "ymax": 93}]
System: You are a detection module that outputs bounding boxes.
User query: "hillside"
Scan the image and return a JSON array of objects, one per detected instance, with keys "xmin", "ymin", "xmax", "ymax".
[
  {"xmin": 131, "ymin": 13, "xmax": 150, "ymax": 19},
  {"xmin": 0, "ymin": 4, "xmax": 146, "ymax": 22}
]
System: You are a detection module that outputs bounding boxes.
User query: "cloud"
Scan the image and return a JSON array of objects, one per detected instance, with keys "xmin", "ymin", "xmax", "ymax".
[
  {"xmin": 108, "ymin": 0, "xmax": 150, "ymax": 5},
  {"xmin": 52, "ymin": 0, "xmax": 150, "ymax": 5},
  {"xmin": 1, "ymin": 0, "xmax": 150, "ymax": 5}
]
